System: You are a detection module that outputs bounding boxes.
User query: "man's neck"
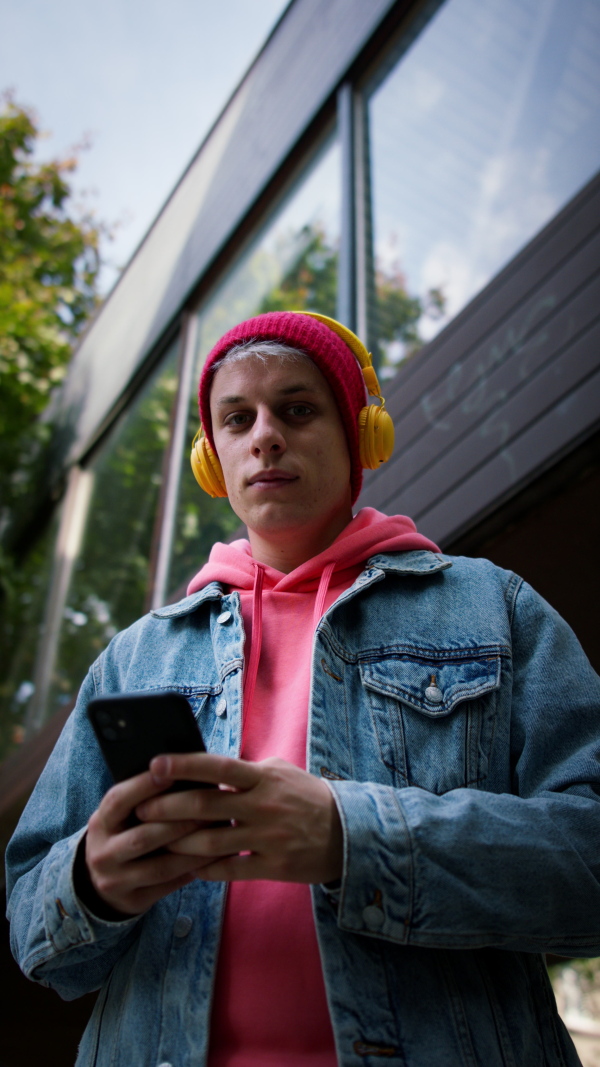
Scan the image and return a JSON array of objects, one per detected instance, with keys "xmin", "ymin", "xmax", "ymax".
[{"xmin": 247, "ymin": 510, "xmax": 353, "ymax": 574}]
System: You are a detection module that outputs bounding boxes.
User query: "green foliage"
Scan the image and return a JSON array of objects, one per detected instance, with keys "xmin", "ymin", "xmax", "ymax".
[
  {"xmin": 375, "ymin": 265, "xmax": 445, "ymax": 373},
  {"xmin": 0, "ymin": 95, "xmax": 104, "ymax": 758},
  {"xmin": 259, "ymin": 224, "xmax": 337, "ymax": 317},
  {"xmin": 257, "ymin": 223, "xmax": 445, "ymax": 373},
  {"xmin": 47, "ymin": 352, "xmax": 180, "ymax": 717},
  {"xmin": 0, "ymin": 94, "xmax": 102, "ymax": 541}
]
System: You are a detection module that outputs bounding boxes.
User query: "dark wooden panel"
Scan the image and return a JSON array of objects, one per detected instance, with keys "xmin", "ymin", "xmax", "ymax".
[
  {"xmin": 384, "ymin": 171, "xmax": 600, "ymax": 412},
  {"xmin": 445, "ymin": 433, "xmax": 600, "ymax": 672},
  {"xmin": 359, "ymin": 171, "xmax": 600, "ymax": 544},
  {"xmin": 394, "ymin": 319, "xmax": 600, "ymax": 522},
  {"xmin": 363, "ymin": 239, "xmax": 600, "ymax": 509},
  {"xmin": 417, "ymin": 364, "xmax": 600, "ymax": 545}
]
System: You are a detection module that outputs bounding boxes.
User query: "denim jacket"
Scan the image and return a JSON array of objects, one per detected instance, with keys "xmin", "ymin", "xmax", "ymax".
[{"xmin": 6, "ymin": 551, "xmax": 600, "ymax": 1067}]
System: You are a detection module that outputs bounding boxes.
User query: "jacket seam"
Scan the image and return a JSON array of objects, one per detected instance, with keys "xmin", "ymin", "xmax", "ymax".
[
  {"xmin": 391, "ymin": 789, "xmax": 414, "ymax": 938},
  {"xmin": 399, "ymin": 930, "xmax": 600, "ymax": 948},
  {"xmin": 531, "ymin": 954, "xmax": 569, "ymax": 1067},
  {"xmin": 320, "ymin": 627, "xmax": 512, "ymax": 664},
  {"xmin": 505, "ymin": 572, "xmax": 523, "ymax": 630}
]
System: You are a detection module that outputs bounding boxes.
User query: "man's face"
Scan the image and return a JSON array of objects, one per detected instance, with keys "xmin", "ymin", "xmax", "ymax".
[{"xmin": 210, "ymin": 353, "xmax": 353, "ymax": 545}]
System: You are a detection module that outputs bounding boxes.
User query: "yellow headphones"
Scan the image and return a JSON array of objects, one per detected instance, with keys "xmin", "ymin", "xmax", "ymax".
[{"xmin": 190, "ymin": 311, "xmax": 395, "ymax": 498}]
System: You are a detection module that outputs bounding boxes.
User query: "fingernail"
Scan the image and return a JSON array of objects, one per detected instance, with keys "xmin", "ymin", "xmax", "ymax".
[{"xmin": 150, "ymin": 755, "xmax": 170, "ymax": 783}]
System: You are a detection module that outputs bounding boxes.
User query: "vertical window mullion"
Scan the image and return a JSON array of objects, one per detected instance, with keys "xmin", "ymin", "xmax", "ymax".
[
  {"xmin": 336, "ymin": 82, "xmax": 356, "ymax": 332},
  {"xmin": 354, "ymin": 88, "xmax": 371, "ymax": 353},
  {"xmin": 23, "ymin": 466, "xmax": 94, "ymax": 736},
  {"xmin": 151, "ymin": 313, "xmax": 199, "ymax": 610}
]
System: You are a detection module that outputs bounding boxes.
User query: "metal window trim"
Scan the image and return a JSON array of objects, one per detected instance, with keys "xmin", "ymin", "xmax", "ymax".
[
  {"xmin": 23, "ymin": 466, "xmax": 95, "ymax": 736},
  {"xmin": 151, "ymin": 313, "xmax": 199, "ymax": 610}
]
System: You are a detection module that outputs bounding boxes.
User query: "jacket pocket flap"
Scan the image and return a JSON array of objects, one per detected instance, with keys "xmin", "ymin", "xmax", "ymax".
[{"xmin": 359, "ymin": 652, "xmax": 501, "ymax": 717}]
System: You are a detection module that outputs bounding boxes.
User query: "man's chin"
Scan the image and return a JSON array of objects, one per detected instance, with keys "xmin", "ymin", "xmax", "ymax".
[{"xmin": 245, "ymin": 504, "xmax": 303, "ymax": 536}]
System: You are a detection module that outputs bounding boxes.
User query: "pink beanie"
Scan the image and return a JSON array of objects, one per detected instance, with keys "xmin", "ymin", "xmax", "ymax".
[{"xmin": 198, "ymin": 312, "xmax": 367, "ymax": 504}]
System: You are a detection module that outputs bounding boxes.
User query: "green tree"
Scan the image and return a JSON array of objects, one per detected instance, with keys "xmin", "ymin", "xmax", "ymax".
[
  {"xmin": 375, "ymin": 265, "xmax": 445, "ymax": 374},
  {"xmin": 0, "ymin": 95, "xmax": 104, "ymax": 759},
  {"xmin": 259, "ymin": 223, "xmax": 338, "ymax": 317},
  {"xmin": 257, "ymin": 222, "xmax": 445, "ymax": 373},
  {"xmin": 0, "ymin": 94, "xmax": 102, "ymax": 545}
]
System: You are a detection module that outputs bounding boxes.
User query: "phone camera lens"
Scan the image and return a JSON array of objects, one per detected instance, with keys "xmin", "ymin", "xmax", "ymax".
[{"xmin": 101, "ymin": 726, "xmax": 118, "ymax": 741}]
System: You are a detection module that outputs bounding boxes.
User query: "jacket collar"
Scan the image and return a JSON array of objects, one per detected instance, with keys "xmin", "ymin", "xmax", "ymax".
[
  {"xmin": 150, "ymin": 551, "xmax": 451, "ymax": 621},
  {"xmin": 367, "ymin": 550, "xmax": 452, "ymax": 576},
  {"xmin": 150, "ymin": 582, "xmax": 224, "ymax": 619}
]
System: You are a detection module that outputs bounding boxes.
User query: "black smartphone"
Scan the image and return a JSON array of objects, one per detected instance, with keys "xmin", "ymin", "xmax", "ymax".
[{"xmin": 87, "ymin": 691, "xmax": 215, "ymax": 792}]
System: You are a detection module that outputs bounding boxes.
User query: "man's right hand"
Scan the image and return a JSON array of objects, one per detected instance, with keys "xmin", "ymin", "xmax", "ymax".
[{"xmin": 81, "ymin": 771, "xmax": 206, "ymax": 918}]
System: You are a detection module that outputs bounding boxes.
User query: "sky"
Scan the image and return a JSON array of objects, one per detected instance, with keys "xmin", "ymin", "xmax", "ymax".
[{"xmin": 0, "ymin": 0, "xmax": 290, "ymax": 292}]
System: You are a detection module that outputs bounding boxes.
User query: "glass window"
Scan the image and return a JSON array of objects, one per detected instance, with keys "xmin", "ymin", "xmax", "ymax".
[
  {"xmin": 166, "ymin": 136, "xmax": 341, "ymax": 597},
  {"xmin": 367, "ymin": 0, "xmax": 600, "ymax": 375},
  {"xmin": 0, "ymin": 513, "xmax": 60, "ymax": 762},
  {"xmin": 46, "ymin": 339, "xmax": 180, "ymax": 719}
]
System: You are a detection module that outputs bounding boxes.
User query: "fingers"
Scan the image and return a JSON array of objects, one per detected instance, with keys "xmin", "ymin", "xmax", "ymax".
[
  {"xmin": 168, "ymin": 823, "xmax": 249, "ymax": 857},
  {"xmin": 90, "ymin": 851, "xmax": 207, "ymax": 916},
  {"xmin": 188, "ymin": 853, "xmax": 265, "ymax": 882},
  {"xmin": 95, "ymin": 755, "xmax": 344, "ymax": 892},
  {"xmin": 136, "ymin": 786, "xmax": 240, "ymax": 825},
  {"xmin": 96, "ymin": 771, "xmax": 172, "ymax": 834},
  {"xmin": 108, "ymin": 819, "xmax": 201, "ymax": 864},
  {"xmin": 150, "ymin": 752, "xmax": 260, "ymax": 791}
]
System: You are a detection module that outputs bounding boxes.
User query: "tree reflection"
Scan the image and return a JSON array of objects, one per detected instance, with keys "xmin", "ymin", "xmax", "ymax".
[{"xmin": 47, "ymin": 347, "xmax": 179, "ymax": 718}]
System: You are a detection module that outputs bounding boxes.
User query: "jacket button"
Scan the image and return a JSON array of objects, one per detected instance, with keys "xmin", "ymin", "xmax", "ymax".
[
  {"xmin": 173, "ymin": 916, "xmax": 192, "ymax": 938},
  {"xmin": 157, "ymin": 1063, "xmax": 173, "ymax": 1066},
  {"xmin": 217, "ymin": 610, "xmax": 232, "ymax": 624},
  {"xmin": 425, "ymin": 684, "xmax": 443, "ymax": 704},
  {"xmin": 215, "ymin": 698, "xmax": 227, "ymax": 717},
  {"xmin": 362, "ymin": 904, "xmax": 385, "ymax": 930}
]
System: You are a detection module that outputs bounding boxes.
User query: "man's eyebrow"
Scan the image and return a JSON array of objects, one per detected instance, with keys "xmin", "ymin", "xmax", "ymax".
[{"xmin": 215, "ymin": 384, "xmax": 317, "ymax": 405}]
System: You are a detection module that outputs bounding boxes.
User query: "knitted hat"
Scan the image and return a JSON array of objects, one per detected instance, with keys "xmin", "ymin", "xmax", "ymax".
[{"xmin": 198, "ymin": 311, "xmax": 368, "ymax": 503}]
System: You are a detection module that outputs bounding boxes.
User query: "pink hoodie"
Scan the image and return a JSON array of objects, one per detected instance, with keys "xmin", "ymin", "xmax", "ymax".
[{"xmin": 187, "ymin": 509, "xmax": 439, "ymax": 1067}]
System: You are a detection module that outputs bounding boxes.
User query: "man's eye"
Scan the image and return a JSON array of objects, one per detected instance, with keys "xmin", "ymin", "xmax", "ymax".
[
  {"xmin": 225, "ymin": 412, "xmax": 249, "ymax": 427},
  {"xmin": 288, "ymin": 404, "xmax": 312, "ymax": 417}
]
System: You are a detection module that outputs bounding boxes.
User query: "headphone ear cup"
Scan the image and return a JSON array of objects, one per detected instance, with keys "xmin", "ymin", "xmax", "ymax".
[
  {"xmin": 358, "ymin": 405, "xmax": 395, "ymax": 469},
  {"xmin": 190, "ymin": 433, "xmax": 228, "ymax": 498}
]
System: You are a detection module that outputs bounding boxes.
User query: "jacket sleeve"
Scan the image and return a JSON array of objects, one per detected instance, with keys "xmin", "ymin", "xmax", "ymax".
[
  {"xmin": 328, "ymin": 580, "xmax": 600, "ymax": 955},
  {"xmin": 5, "ymin": 668, "xmax": 142, "ymax": 1001}
]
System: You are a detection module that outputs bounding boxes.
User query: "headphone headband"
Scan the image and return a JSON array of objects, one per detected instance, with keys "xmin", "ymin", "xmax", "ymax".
[{"xmin": 298, "ymin": 311, "xmax": 382, "ymax": 398}]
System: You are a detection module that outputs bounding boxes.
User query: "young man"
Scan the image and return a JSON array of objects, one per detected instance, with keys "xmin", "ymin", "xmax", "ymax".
[{"xmin": 6, "ymin": 311, "xmax": 600, "ymax": 1067}]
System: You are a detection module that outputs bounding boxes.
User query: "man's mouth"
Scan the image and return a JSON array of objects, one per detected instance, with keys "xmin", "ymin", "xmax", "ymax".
[{"xmin": 247, "ymin": 469, "xmax": 298, "ymax": 487}]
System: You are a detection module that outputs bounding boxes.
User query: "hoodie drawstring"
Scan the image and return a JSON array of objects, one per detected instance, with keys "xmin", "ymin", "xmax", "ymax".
[
  {"xmin": 313, "ymin": 562, "xmax": 336, "ymax": 629},
  {"xmin": 243, "ymin": 563, "xmax": 265, "ymax": 736},
  {"xmin": 241, "ymin": 560, "xmax": 336, "ymax": 750}
]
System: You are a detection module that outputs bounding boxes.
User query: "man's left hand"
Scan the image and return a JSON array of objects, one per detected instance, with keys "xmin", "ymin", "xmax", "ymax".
[{"xmin": 135, "ymin": 754, "xmax": 344, "ymax": 885}]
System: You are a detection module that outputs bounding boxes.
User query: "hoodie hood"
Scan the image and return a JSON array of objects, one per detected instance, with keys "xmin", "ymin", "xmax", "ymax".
[
  {"xmin": 187, "ymin": 507, "xmax": 440, "ymax": 756},
  {"xmin": 186, "ymin": 507, "xmax": 439, "ymax": 596}
]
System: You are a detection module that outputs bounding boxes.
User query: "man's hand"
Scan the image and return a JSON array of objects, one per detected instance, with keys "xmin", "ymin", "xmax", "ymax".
[
  {"xmin": 136, "ymin": 753, "xmax": 344, "ymax": 885},
  {"xmin": 83, "ymin": 772, "xmax": 209, "ymax": 917}
]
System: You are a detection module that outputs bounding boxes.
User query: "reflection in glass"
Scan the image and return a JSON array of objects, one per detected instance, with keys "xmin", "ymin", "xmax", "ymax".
[
  {"xmin": 167, "ymin": 137, "xmax": 341, "ymax": 597},
  {"xmin": 367, "ymin": 0, "xmax": 600, "ymax": 374},
  {"xmin": 47, "ymin": 340, "xmax": 180, "ymax": 717},
  {"xmin": 0, "ymin": 514, "xmax": 60, "ymax": 762}
]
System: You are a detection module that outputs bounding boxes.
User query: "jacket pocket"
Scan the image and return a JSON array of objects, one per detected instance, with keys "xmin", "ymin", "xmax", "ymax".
[{"xmin": 359, "ymin": 649, "xmax": 501, "ymax": 793}]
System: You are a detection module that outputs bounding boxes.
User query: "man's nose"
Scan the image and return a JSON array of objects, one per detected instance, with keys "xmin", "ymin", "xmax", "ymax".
[{"xmin": 249, "ymin": 407, "xmax": 286, "ymax": 456}]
